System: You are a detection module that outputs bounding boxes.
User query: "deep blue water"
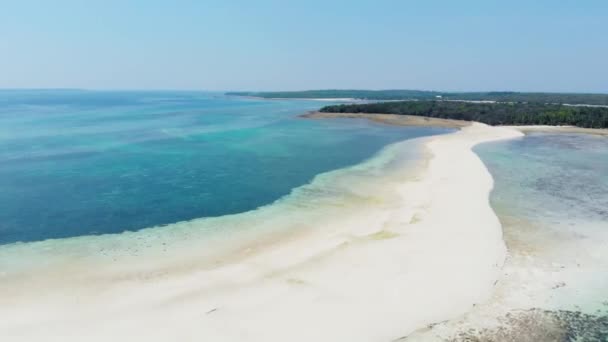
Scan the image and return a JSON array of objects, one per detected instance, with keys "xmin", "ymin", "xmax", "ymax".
[{"xmin": 0, "ymin": 90, "xmax": 450, "ymax": 244}]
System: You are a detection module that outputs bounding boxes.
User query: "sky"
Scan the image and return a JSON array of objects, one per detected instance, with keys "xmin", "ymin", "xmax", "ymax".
[{"xmin": 1, "ymin": 0, "xmax": 607, "ymax": 92}]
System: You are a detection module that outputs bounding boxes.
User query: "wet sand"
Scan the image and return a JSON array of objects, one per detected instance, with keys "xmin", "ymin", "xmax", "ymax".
[{"xmin": 301, "ymin": 111, "xmax": 470, "ymax": 128}]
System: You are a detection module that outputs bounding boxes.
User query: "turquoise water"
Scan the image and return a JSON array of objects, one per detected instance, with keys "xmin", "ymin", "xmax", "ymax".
[{"xmin": 0, "ymin": 90, "xmax": 450, "ymax": 244}]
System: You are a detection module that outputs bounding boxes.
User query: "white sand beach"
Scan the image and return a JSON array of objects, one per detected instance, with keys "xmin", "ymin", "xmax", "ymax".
[{"xmin": 0, "ymin": 124, "xmax": 523, "ymax": 342}]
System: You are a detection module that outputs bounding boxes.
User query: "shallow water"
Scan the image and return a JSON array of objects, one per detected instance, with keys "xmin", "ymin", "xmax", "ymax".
[
  {"xmin": 0, "ymin": 129, "xmax": 433, "ymax": 285},
  {"xmin": 477, "ymin": 133, "xmax": 608, "ymax": 311},
  {"xmin": 432, "ymin": 132, "xmax": 608, "ymax": 340},
  {"xmin": 476, "ymin": 133, "xmax": 608, "ymax": 228},
  {"xmin": 0, "ymin": 91, "xmax": 450, "ymax": 244}
]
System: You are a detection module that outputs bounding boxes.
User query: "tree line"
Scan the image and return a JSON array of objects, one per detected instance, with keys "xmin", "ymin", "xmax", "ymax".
[
  {"xmin": 227, "ymin": 90, "xmax": 608, "ymax": 106},
  {"xmin": 319, "ymin": 101, "xmax": 608, "ymax": 128}
]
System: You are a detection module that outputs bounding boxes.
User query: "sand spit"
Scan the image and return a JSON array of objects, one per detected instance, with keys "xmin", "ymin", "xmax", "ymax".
[{"xmin": 0, "ymin": 124, "xmax": 522, "ymax": 342}]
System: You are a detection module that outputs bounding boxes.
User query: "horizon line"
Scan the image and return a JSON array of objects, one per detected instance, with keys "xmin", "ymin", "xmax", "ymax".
[{"xmin": 1, "ymin": 88, "xmax": 608, "ymax": 95}]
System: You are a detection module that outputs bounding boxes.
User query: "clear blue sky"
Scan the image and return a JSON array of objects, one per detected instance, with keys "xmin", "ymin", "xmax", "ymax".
[{"xmin": 1, "ymin": 0, "xmax": 607, "ymax": 92}]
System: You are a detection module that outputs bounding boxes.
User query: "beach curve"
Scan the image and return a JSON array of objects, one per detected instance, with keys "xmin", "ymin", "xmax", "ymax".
[{"xmin": 0, "ymin": 123, "xmax": 523, "ymax": 342}]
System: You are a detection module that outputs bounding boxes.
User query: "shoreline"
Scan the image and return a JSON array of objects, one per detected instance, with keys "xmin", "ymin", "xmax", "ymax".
[
  {"xmin": 0, "ymin": 124, "xmax": 523, "ymax": 341},
  {"xmin": 507, "ymin": 124, "xmax": 608, "ymax": 136},
  {"xmin": 304, "ymin": 111, "xmax": 608, "ymax": 136},
  {"xmin": 302, "ymin": 111, "xmax": 470, "ymax": 128}
]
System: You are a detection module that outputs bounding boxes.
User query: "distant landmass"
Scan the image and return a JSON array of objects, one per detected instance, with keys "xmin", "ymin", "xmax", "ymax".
[
  {"xmin": 318, "ymin": 101, "xmax": 608, "ymax": 128},
  {"xmin": 227, "ymin": 90, "xmax": 608, "ymax": 106}
]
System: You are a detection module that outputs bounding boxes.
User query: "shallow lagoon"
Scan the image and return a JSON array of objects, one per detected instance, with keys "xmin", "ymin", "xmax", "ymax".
[{"xmin": 477, "ymin": 132, "xmax": 608, "ymax": 228}]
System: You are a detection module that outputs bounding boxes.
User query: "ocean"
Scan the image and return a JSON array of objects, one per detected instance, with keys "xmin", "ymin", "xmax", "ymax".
[{"xmin": 0, "ymin": 90, "xmax": 450, "ymax": 244}]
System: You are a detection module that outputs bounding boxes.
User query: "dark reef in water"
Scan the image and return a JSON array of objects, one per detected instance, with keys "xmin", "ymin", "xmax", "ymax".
[{"xmin": 449, "ymin": 309, "xmax": 608, "ymax": 342}]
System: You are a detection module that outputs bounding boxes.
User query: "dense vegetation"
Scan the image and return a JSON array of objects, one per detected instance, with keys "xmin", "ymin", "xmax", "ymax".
[
  {"xmin": 228, "ymin": 90, "xmax": 440, "ymax": 100},
  {"xmin": 227, "ymin": 90, "xmax": 608, "ymax": 106},
  {"xmin": 319, "ymin": 101, "xmax": 608, "ymax": 128}
]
